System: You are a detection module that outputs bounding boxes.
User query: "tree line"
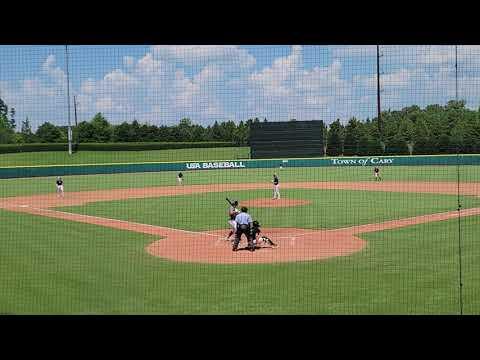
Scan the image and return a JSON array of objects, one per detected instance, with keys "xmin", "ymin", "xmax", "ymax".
[
  {"xmin": 0, "ymin": 98, "xmax": 251, "ymax": 145},
  {"xmin": 326, "ymin": 100, "xmax": 480, "ymax": 155},
  {"xmin": 1, "ymin": 96, "xmax": 480, "ymax": 154}
]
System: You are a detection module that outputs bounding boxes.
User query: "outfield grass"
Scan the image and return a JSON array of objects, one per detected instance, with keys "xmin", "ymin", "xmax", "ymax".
[
  {"xmin": 1, "ymin": 165, "xmax": 479, "ymax": 198},
  {"xmin": 58, "ymin": 188, "xmax": 479, "ymax": 231},
  {"xmin": 0, "ymin": 147, "xmax": 250, "ymax": 167},
  {"xmin": 0, "ymin": 208, "xmax": 477, "ymax": 314},
  {"xmin": 0, "ymin": 164, "xmax": 479, "ymax": 314}
]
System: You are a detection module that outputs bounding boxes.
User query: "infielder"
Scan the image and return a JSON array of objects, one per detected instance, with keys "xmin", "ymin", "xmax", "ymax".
[
  {"xmin": 56, "ymin": 177, "xmax": 65, "ymax": 198},
  {"xmin": 272, "ymin": 173, "xmax": 280, "ymax": 199},
  {"xmin": 177, "ymin": 172, "xmax": 184, "ymax": 185},
  {"xmin": 233, "ymin": 206, "xmax": 255, "ymax": 252},
  {"xmin": 226, "ymin": 200, "xmax": 240, "ymax": 241}
]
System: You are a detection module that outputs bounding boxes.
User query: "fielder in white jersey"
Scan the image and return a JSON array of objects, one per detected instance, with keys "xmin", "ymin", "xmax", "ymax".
[
  {"xmin": 177, "ymin": 172, "xmax": 184, "ymax": 185},
  {"xmin": 56, "ymin": 177, "xmax": 65, "ymax": 198}
]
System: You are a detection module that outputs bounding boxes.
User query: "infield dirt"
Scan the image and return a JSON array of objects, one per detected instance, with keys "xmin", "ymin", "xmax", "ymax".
[{"xmin": 1, "ymin": 181, "xmax": 479, "ymax": 264}]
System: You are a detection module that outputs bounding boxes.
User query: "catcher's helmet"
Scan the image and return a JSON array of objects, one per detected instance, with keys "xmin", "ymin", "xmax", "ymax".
[{"xmin": 252, "ymin": 220, "xmax": 260, "ymax": 227}]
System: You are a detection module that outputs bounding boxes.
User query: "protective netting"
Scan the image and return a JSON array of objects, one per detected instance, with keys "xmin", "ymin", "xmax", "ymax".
[{"xmin": 0, "ymin": 45, "xmax": 479, "ymax": 314}]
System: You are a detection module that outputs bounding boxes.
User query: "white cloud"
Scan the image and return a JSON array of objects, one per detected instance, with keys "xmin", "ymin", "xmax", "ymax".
[
  {"xmin": 3, "ymin": 45, "xmax": 480, "ymax": 130},
  {"xmin": 151, "ymin": 45, "xmax": 256, "ymax": 69},
  {"xmin": 331, "ymin": 45, "xmax": 376, "ymax": 58},
  {"xmin": 74, "ymin": 48, "xmax": 235, "ymax": 124},
  {"xmin": 41, "ymin": 54, "xmax": 67, "ymax": 85},
  {"xmin": 0, "ymin": 58, "xmax": 67, "ymax": 129},
  {"xmin": 246, "ymin": 46, "xmax": 358, "ymax": 121},
  {"xmin": 123, "ymin": 56, "xmax": 135, "ymax": 67},
  {"xmin": 383, "ymin": 68, "xmax": 414, "ymax": 87},
  {"xmin": 383, "ymin": 45, "xmax": 480, "ymax": 67},
  {"xmin": 80, "ymin": 78, "xmax": 95, "ymax": 94}
]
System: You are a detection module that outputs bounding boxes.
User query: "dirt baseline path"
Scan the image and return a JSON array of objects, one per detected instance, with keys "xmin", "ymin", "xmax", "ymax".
[{"xmin": 1, "ymin": 181, "xmax": 479, "ymax": 264}]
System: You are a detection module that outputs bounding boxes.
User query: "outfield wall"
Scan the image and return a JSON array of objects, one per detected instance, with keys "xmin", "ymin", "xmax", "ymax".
[{"xmin": 1, "ymin": 154, "xmax": 480, "ymax": 179}]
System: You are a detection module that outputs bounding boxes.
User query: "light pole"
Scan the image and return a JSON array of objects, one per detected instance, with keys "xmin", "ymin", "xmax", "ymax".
[
  {"xmin": 455, "ymin": 45, "xmax": 458, "ymax": 101},
  {"xmin": 377, "ymin": 45, "xmax": 383, "ymax": 144},
  {"xmin": 65, "ymin": 45, "xmax": 72, "ymax": 155}
]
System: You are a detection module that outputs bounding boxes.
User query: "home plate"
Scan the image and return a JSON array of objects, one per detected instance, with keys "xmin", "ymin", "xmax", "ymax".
[{"xmin": 19, "ymin": 205, "xmax": 29, "ymax": 208}]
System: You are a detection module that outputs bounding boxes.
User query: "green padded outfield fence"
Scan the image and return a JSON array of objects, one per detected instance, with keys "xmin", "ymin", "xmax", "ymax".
[{"xmin": 1, "ymin": 154, "xmax": 480, "ymax": 179}]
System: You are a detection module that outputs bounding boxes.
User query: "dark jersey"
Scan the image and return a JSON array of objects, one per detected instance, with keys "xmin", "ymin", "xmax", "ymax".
[
  {"xmin": 251, "ymin": 224, "xmax": 261, "ymax": 238},
  {"xmin": 178, "ymin": 172, "xmax": 183, "ymax": 178},
  {"xmin": 374, "ymin": 167, "xmax": 379, "ymax": 174},
  {"xmin": 273, "ymin": 176, "xmax": 279, "ymax": 185},
  {"xmin": 56, "ymin": 180, "xmax": 63, "ymax": 186}
]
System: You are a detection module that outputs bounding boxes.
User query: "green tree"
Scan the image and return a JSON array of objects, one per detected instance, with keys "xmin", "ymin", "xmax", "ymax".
[
  {"xmin": 113, "ymin": 122, "xmax": 132, "ymax": 142},
  {"xmin": 437, "ymin": 133, "xmax": 452, "ymax": 153},
  {"xmin": 211, "ymin": 121, "xmax": 222, "ymax": 140},
  {"xmin": 20, "ymin": 117, "xmax": 36, "ymax": 143},
  {"xmin": 219, "ymin": 120, "xmax": 237, "ymax": 142},
  {"xmin": 326, "ymin": 119, "xmax": 344, "ymax": 156},
  {"xmin": 9, "ymin": 107, "xmax": 16, "ymax": 130},
  {"xmin": 397, "ymin": 116, "xmax": 415, "ymax": 154},
  {"xmin": 343, "ymin": 117, "xmax": 361, "ymax": 155},
  {"xmin": 0, "ymin": 98, "xmax": 15, "ymax": 143},
  {"xmin": 90, "ymin": 113, "xmax": 113, "ymax": 142},
  {"xmin": 191, "ymin": 124, "xmax": 206, "ymax": 142},
  {"xmin": 156, "ymin": 125, "xmax": 171, "ymax": 142},
  {"xmin": 177, "ymin": 118, "xmax": 194, "ymax": 141},
  {"xmin": 77, "ymin": 121, "xmax": 96, "ymax": 142},
  {"xmin": 0, "ymin": 98, "xmax": 8, "ymax": 119},
  {"xmin": 355, "ymin": 124, "xmax": 383, "ymax": 156},
  {"xmin": 385, "ymin": 132, "xmax": 409, "ymax": 155},
  {"xmin": 36, "ymin": 122, "xmax": 63, "ymax": 143},
  {"xmin": 129, "ymin": 120, "xmax": 141, "ymax": 142},
  {"xmin": 234, "ymin": 120, "xmax": 249, "ymax": 145},
  {"xmin": 412, "ymin": 116, "xmax": 433, "ymax": 154},
  {"xmin": 0, "ymin": 113, "xmax": 15, "ymax": 143}
]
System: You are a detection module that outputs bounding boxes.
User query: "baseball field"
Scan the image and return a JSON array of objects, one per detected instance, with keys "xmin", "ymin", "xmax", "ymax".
[{"xmin": 1, "ymin": 151, "xmax": 479, "ymax": 314}]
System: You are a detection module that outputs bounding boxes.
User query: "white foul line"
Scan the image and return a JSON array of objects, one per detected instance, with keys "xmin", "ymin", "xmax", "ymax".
[{"xmin": 15, "ymin": 205, "xmax": 222, "ymax": 239}]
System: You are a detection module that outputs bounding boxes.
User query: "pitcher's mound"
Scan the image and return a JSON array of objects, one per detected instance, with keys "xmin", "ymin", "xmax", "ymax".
[{"xmin": 242, "ymin": 198, "xmax": 311, "ymax": 208}]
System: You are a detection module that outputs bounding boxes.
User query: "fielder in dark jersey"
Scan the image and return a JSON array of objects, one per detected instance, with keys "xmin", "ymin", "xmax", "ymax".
[
  {"xmin": 272, "ymin": 173, "xmax": 280, "ymax": 199},
  {"xmin": 373, "ymin": 167, "xmax": 381, "ymax": 181}
]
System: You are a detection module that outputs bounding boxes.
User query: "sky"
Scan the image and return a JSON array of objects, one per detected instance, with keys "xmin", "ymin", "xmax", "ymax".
[{"xmin": 1, "ymin": 45, "xmax": 480, "ymax": 130}]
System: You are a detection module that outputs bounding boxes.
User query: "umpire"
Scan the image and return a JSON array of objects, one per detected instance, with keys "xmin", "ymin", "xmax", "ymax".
[{"xmin": 233, "ymin": 206, "xmax": 255, "ymax": 252}]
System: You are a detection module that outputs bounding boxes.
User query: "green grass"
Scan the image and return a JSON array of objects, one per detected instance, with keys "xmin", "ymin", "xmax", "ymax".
[
  {"xmin": 0, "ymin": 163, "xmax": 479, "ymax": 314},
  {"xmin": 58, "ymin": 189, "xmax": 480, "ymax": 231},
  {"xmin": 0, "ymin": 147, "xmax": 250, "ymax": 167},
  {"xmin": 1, "ymin": 165, "xmax": 480, "ymax": 198},
  {"xmin": 0, "ymin": 208, "xmax": 478, "ymax": 314}
]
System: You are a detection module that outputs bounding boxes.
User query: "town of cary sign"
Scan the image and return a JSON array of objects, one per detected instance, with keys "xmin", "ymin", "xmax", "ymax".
[{"xmin": 330, "ymin": 157, "xmax": 394, "ymax": 166}]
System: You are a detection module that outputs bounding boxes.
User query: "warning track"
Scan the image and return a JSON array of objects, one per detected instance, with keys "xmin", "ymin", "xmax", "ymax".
[{"xmin": 0, "ymin": 181, "xmax": 479, "ymax": 264}]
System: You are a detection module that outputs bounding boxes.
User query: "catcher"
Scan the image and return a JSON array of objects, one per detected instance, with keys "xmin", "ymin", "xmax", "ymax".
[{"xmin": 251, "ymin": 220, "xmax": 277, "ymax": 248}]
